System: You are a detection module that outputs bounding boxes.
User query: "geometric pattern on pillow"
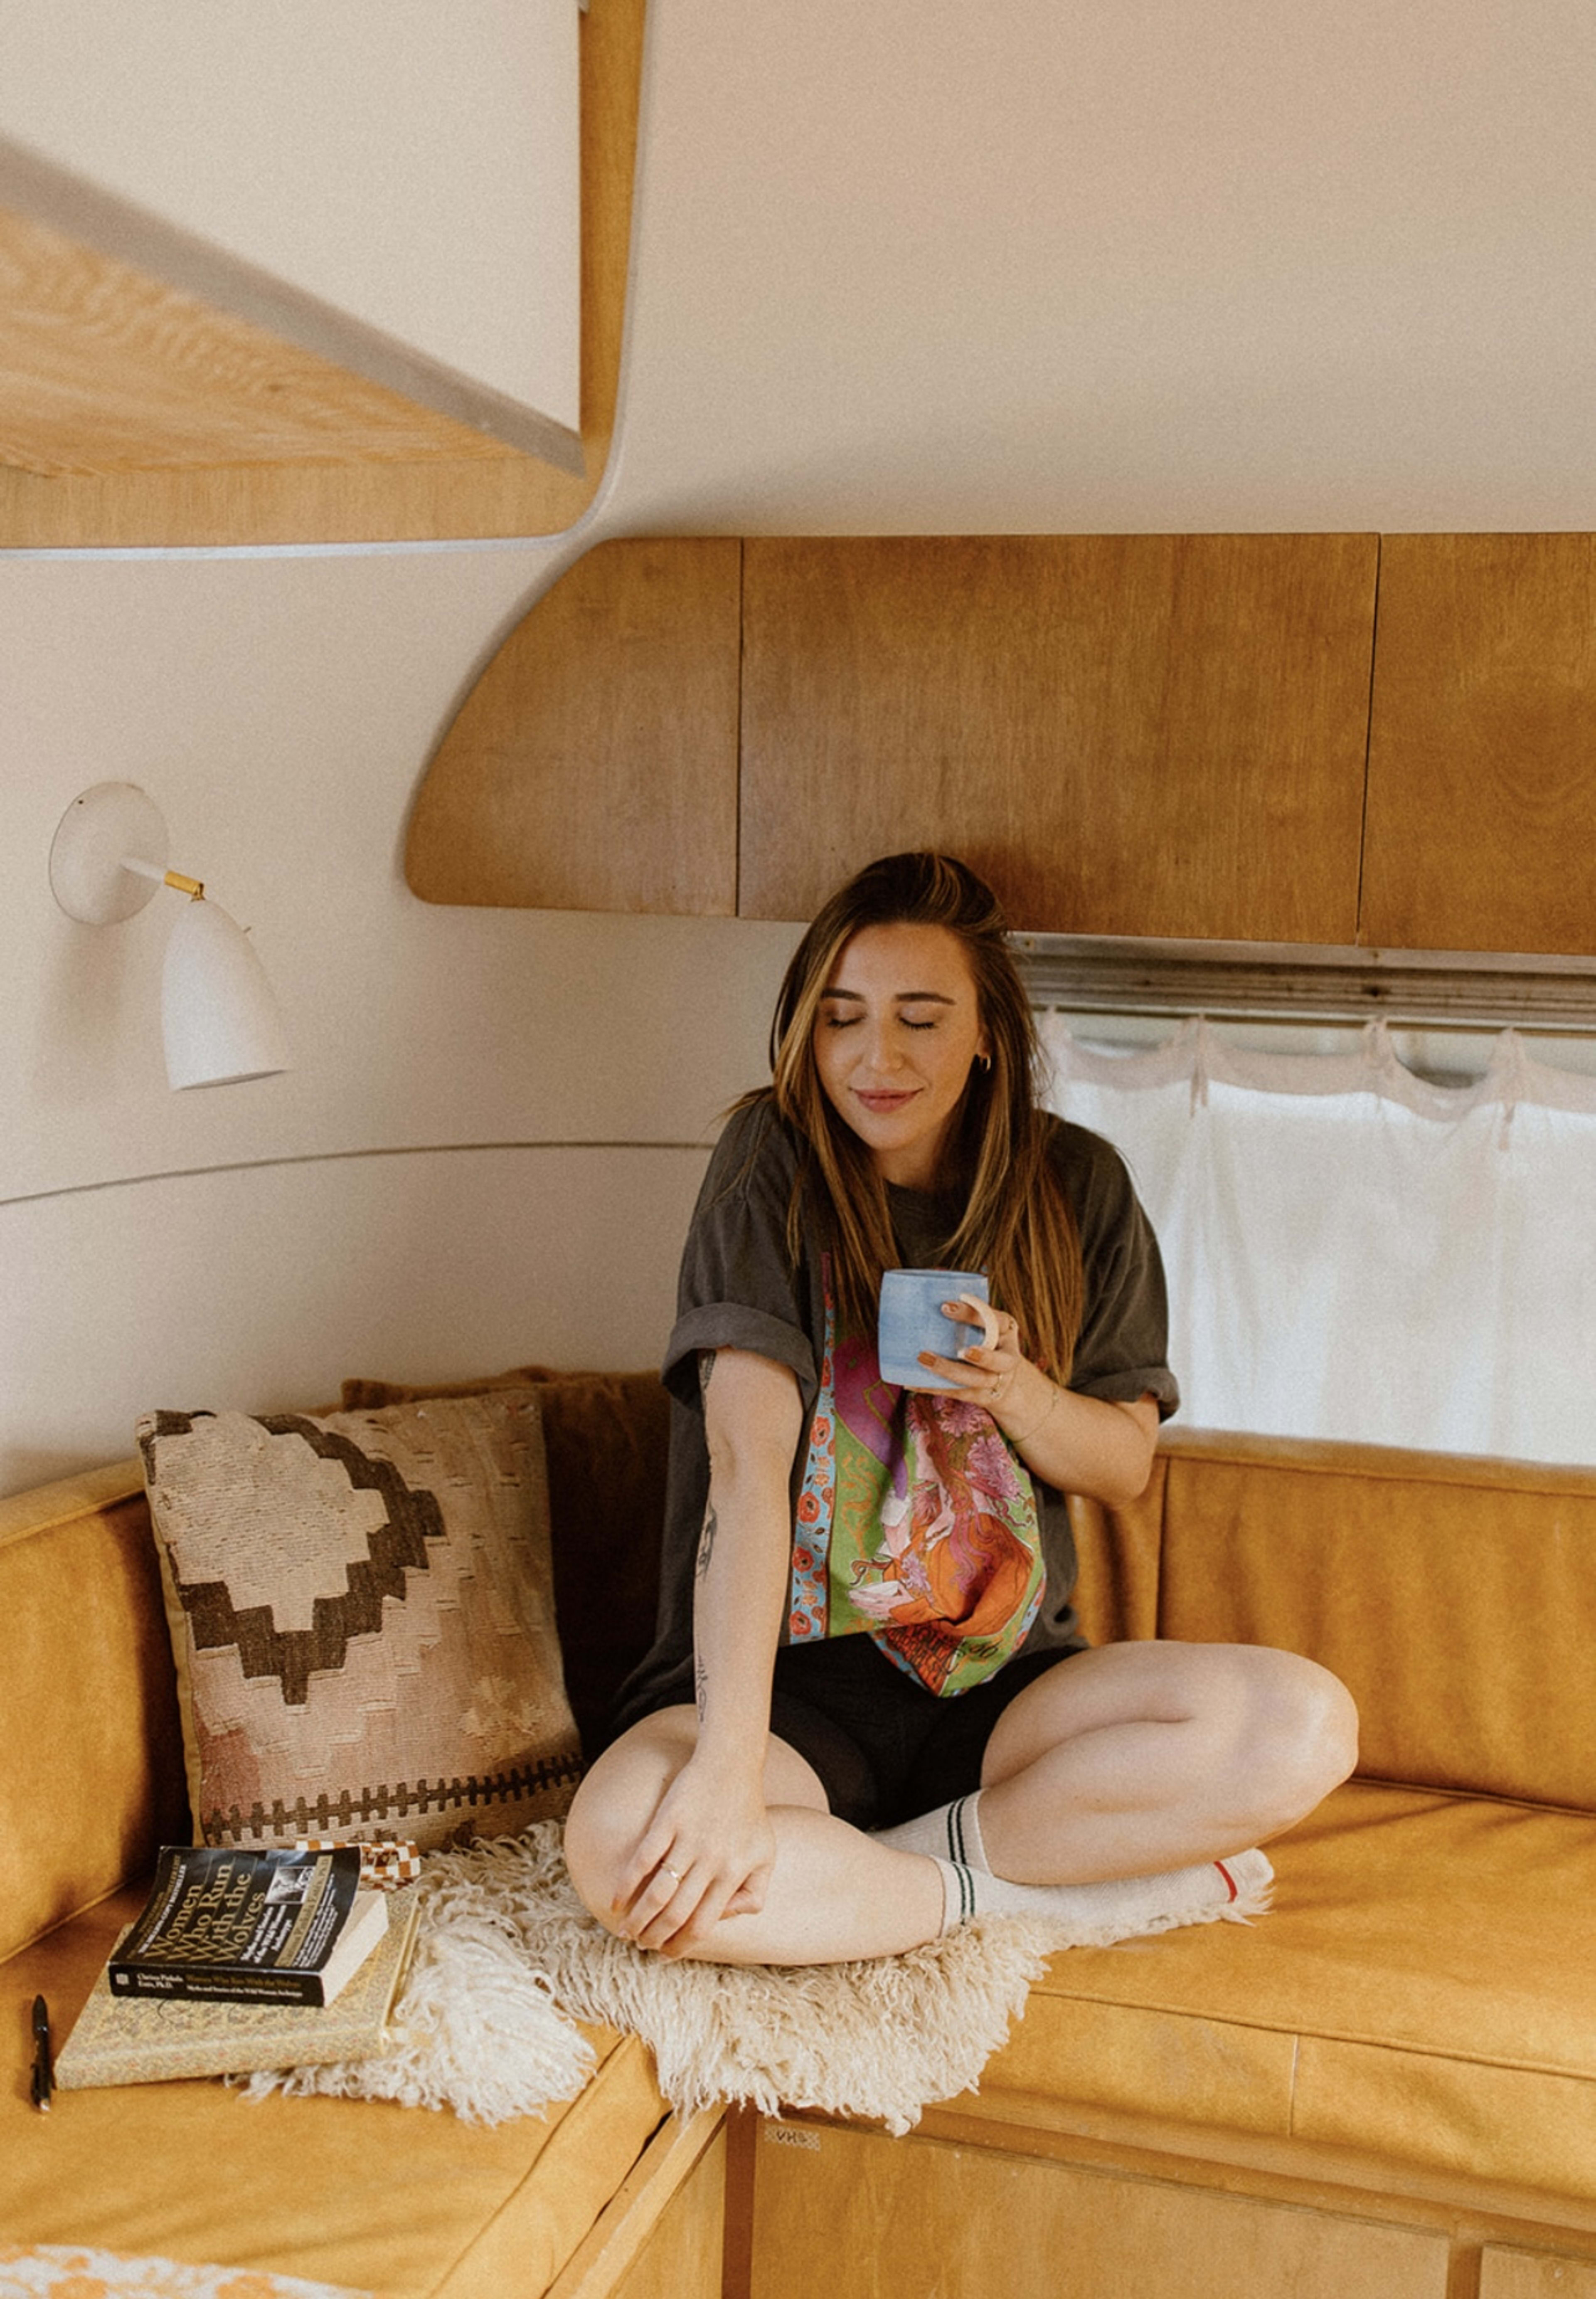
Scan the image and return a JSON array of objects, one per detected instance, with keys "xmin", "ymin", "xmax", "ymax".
[
  {"xmin": 137, "ymin": 1390, "xmax": 583, "ymax": 1853},
  {"xmin": 335, "ymin": 1365, "xmax": 671, "ymax": 1752},
  {"xmin": 144, "ymin": 1410, "xmax": 449, "ymax": 1706}
]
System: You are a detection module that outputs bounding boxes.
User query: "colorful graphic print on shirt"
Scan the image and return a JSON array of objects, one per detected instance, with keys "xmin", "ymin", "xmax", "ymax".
[{"xmin": 790, "ymin": 1260, "xmax": 1045, "ymax": 1696}]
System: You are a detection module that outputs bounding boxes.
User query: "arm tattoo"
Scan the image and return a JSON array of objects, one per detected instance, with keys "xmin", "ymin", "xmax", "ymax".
[
  {"xmin": 695, "ymin": 1500, "xmax": 719, "ymax": 1582},
  {"xmin": 694, "ymin": 1653, "xmax": 709, "ymax": 1723},
  {"xmin": 698, "ymin": 1350, "xmax": 717, "ymax": 1399}
]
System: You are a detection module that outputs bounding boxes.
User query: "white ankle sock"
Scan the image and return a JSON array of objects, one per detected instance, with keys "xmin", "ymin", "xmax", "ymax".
[
  {"xmin": 874, "ymin": 1790, "xmax": 993, "ymax": 1868},
  {"xmin": 877, "ymin": 1793, "xmax": 1274, "ymax": 1939}
]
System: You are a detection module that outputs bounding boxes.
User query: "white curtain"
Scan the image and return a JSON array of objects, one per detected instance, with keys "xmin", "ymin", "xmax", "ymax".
[{"xmin": 1039, "ymin": 1016, "xmax": 1596, "ymax": 1467}]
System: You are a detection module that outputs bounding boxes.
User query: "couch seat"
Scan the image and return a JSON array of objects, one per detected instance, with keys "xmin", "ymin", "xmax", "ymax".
[
  {"xmin": 2, "ymin": 1886, "xmax": 669, "ymax": 2299},
  {"xmin": 965, "ymin": 1779, "xmax": 1596, "ymax": 2205}
]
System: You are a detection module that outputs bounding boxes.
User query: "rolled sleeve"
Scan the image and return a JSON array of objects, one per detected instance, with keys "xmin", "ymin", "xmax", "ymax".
[
  {"xmin": 663, "ymin": 1302, "xmax": 816, "ymax": 1407},
  {"xmin": 661, "ymin": 1101, "xmax": 820, "ymax": 1415}
]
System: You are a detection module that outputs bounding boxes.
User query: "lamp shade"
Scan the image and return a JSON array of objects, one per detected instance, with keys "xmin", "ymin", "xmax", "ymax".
[{"xmin": 160, "ymin": 895, "xmax": 290, "ymax": 1090}]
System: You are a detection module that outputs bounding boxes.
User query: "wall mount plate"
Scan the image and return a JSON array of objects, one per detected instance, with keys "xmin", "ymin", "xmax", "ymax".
[{"xmin": 49, "ymin": 782, "xmax": 168, "ymax": 925}]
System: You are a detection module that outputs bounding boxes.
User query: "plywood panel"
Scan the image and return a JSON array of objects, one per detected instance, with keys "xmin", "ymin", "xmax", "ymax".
[
  {"xmin": 406, "ymin": 538, "xmax": 742, "ymax": 913},
  {"xmin": 1482, "ymin": 2249, "xmax": 1596, "ymax": 2299},
  {"xmin": 0, "ymin": 208, "xmax": 534, "ymax": 478},
  {"xmin": 609, "ymin": 2127, "xmax": 727, "ymax": 2299},
  {"xmin": 0, "ymin": 453, "xmax": 594, "ymax": 547},
  {"xmin": 544, "ymin": 2114, "xmax": 727, "ymax": 2299},
  {"xmin": 0, "ymin": 0, "xmax": 645, "ymax": 545},
  {"xmin": 738, "ymin": 534, "xmax": 1378, "ymax": 937},
  {"xmin": 1362, "ymin": 535, "xmax": 1596, "ymax": 957},
  {"xmin": 750, "ymin": 2120, "xmax": 1451, "ymax": 2299}
]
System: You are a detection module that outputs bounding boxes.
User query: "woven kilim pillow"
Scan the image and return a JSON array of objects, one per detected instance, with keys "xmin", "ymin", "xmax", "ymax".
[{"xmin": 136, "ymin": 1390, "xmax": 582, "ymax": 1852}]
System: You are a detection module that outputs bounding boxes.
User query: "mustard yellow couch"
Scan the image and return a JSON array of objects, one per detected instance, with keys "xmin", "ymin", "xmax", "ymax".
[{"xmin": 5, "ymin": 1389, "xmax": 1596, "ymax": 2299}]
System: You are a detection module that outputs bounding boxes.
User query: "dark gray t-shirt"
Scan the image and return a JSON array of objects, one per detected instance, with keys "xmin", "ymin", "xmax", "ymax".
[{"xmin": 611, "ymin": 1097, "xmax": 1177, "ymax": 1733}]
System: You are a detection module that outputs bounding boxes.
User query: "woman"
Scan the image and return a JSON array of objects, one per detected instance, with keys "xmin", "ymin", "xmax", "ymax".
[{"xmin": 565, "ymin": 853, "xmax": 1357, "ymax": 1963}]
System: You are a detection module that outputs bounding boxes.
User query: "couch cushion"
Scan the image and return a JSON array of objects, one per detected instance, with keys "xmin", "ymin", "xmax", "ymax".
[
  {"xmin": 1153, "ymin": 1431, "xmax": 1596, "ymax": 1810},
  {"xmin": 138, "ymin": 1394, "xmax": 582, "ymax": 1853},
  {"xmin": 3, "ymin": 1886, "xmax": 668, "ymax": 2299},
  {"xmin": 967, "ymin": 1779, "xmax": 1596, "ymax": 2204},
  {"xmin": 0, "ymin": 1464, "xmax": 188, "ymax": 1963}
]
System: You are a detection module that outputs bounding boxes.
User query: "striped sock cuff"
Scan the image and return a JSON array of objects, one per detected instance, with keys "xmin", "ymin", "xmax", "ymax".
[
  {"xmin": 932, "ymin": 1855, "xmax": 982, "ymax": 1933},
  {"xmin": 943, "ymin": 1791, "xmax": 988, "ymax": 1870}
]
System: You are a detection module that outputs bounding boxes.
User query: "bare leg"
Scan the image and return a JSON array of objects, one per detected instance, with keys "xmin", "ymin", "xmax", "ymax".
[
  {"xmin": 563, "ymin": 1707, "xmax": 945, "ymax": 1965},
  {"xmin": 975, "ymin": 1640, "xmax": 1358, "ymax": 1884}
]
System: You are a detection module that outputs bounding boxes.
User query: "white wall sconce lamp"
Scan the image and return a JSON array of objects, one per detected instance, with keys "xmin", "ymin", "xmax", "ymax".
[{"xmin": 49, "ymin": 782, "xmax": 290, "ymax": 1090}]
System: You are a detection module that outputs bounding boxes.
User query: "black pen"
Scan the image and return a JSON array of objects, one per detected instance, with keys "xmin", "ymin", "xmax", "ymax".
[{"xmin": 30, "ymin": 1994, "xmax": 52, "ymax": 2112}]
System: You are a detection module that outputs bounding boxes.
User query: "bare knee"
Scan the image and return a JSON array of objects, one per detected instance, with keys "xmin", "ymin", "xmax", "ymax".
[
  {"xmin": 563, "ymin": 1708, "xmax": 710, "ymax": 1936},
  {"xmin": 1237, "ymin": 1648, "xmax": 1359, "ymax": 1838},
  {"xmin": 563, "ymin": 1722, "xmax": 687, "ymax": 1935},
  {"xmin": 562, "ymin": 1771, "xmax": 631, "ymax": 1933}
]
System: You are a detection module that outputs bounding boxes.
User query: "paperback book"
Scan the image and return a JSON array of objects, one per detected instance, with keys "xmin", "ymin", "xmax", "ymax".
[
  {"xmin": 56, "ymin": 1885, "xmax": 421, "ymax": 2090},
  {"xmin": 108, "ymin": 1844, "xmax": 389, "ymax": 2006}
]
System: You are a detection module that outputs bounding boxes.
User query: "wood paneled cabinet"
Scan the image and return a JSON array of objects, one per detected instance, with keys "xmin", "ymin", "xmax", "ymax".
[
  {"xmin": 407, "ymin": 531, "xmax": 1596, "ymax": 956},
  {"xmin": 1363, "ymin": 535, "xmax": 1596, "ymax": 956},
  {"xmin": 746, "ymin": 2118, "xmax": 1452, "ymax": 2299}
]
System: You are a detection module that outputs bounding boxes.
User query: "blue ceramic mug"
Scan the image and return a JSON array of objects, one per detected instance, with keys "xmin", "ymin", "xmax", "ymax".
[{"xmin": 877, "ymin": 1268, "xmax": 996, "ymax": 1390}]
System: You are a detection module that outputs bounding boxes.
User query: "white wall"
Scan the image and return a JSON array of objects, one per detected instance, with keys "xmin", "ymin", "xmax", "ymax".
[
  {"xmin": 0, "ymin": 546, "xmax": 799, "ymax": 1493},
  {"xmin": 616, "ymin": 0, "xmax": 1596, "ymax": 533}
]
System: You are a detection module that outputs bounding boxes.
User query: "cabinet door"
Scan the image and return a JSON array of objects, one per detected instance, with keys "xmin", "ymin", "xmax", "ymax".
[
  {"xmin": 1362, "ymin": 534, "xmax": 1596, "ymax": 956},
  {"xmin": 1480, "ymin": 2249, "xmax": 1596, "ymax": 2299},
  {"xmin": 406, "ymin": 536, "xmax": 742, "ymax": 914},
  {"xmin": 750, "ymin": 2119, "xmax": 1450, "ymax": 2299},
  {"xmin": 739, "ymin": 534, "xmax": 1377, "ymax": 938}
]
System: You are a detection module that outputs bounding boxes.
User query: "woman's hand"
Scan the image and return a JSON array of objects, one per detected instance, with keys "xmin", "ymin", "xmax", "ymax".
[
  {"xmin": 611, "ymin": 1748, "xmax": 776, "ymax": 1957},
  {"xmin": 917, "ymin": 1295, "xmax": 1160, "ymax": 1502},
  {"xmin": 913, "ymin": 1294, "xmax": 1033, "ymax": 1418}
]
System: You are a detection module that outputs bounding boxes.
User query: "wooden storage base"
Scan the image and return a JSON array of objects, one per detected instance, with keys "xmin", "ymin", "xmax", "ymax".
[
  {"xmin": 729, "ymin": 2106, "xmax": 1596, "ymax": 2299},
  {"xmin": 546, "ymin": 2107, "xmax": 727, "ymax": 2299}
]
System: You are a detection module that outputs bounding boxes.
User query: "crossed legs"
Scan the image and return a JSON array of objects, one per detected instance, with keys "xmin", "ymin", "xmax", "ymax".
[{"xmin": 563, "ymin": 1640, "xmax": 1357, "ymax": 1966}]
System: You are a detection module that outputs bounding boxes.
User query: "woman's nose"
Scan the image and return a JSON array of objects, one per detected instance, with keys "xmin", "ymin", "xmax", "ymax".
[{"xmin": 858, "ymin": 1023, "xmax": 905, "ymax": 1075}]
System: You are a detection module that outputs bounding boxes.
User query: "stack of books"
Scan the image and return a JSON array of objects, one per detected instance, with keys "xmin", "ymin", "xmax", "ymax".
[{"xmin": 57, "ymin": 1844, "xmax": 421, "ymax": 2089}]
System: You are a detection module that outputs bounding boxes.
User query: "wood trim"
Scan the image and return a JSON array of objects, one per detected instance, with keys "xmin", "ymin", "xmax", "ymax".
[
  {"xmin": 541, "ymin": 2109, "xmax": 725, "ymax": 2299},
  {"xmin": 0, "ymin": 0, "xmax": 645, "ymax": 546},
  {"xmin": 580, "ymin": 0, "xmax": 649, "ymax": 482},
  {"xmin": 0, "ymin": 1459, "xmax": 143, "ymax": 1550},
  {"xmin": 908, "ymin": 2097, "xmax": 1596, "ymax": 2246}
]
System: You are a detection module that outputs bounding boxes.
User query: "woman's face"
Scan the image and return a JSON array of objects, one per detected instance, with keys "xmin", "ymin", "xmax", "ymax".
[{"xmin": 813, "ymin": 923, "xmax": 989, "ymax": 1189}]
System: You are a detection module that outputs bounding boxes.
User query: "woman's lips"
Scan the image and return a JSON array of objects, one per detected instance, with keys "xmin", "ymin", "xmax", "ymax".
[{"xmin": 854, "ymin": 1090, "xmax": 918, "ymax": 1114}]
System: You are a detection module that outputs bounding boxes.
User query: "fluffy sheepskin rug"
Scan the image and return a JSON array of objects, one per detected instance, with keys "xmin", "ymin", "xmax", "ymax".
[{"xmin": 239, "ymin": 1824, "xmax": 1270, "ymax": 2136}]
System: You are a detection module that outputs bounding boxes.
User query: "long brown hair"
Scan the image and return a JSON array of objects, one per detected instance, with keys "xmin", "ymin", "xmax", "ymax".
[{"xmin": 753, "ymin": 851, "xmax": 1084, "ymax": 1384}]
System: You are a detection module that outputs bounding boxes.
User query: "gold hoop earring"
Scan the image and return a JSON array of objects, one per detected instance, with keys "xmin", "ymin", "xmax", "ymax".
[{"xmin": 978, "ymin": 1053, "xmax": 992, "ymax": 1073}]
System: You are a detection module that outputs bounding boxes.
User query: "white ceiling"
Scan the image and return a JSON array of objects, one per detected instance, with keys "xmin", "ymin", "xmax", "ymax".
[{"xmin": 600, "ymin": 0, "xmax": 1596, "ymax": 535}]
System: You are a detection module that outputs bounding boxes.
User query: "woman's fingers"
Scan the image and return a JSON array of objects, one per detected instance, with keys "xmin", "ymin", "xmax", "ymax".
[
  {"xmin": 629, "ymin": 1860, "xmax": 745, "ymax": 1954},
  {"xmin": 938, "ymin": 1296, "xmax": 1008, "ymax": 1347},
  {"xmin": 613, "ymin": 1828, "xmax": 677, "ymax": 1917},
  {"xmin": 613, "ymin": 1840, "xmax": 762, "ymax": 1952},
  {"xmin": 953, "ymin": 1293, "xmax": 1002, "ymax": 1349}
]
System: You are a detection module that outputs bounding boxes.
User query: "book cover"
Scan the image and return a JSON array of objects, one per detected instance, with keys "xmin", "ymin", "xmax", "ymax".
[
  {"xmin": 56, "ymin": 1887, "xmax": 421, "ymax": 2090},
  {"xmin": 108, "ymin": 1845, "xmax": 381, "ymax": 2006}
]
